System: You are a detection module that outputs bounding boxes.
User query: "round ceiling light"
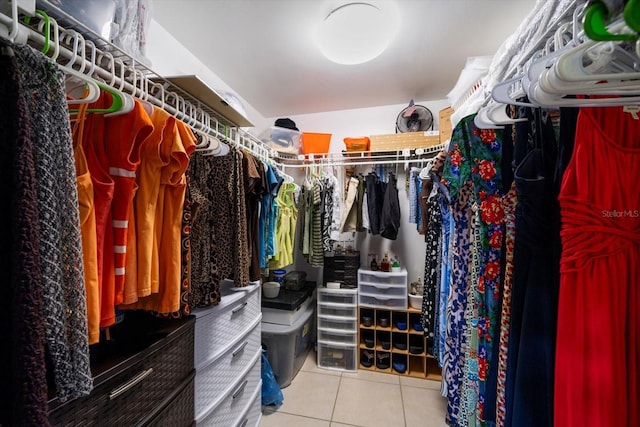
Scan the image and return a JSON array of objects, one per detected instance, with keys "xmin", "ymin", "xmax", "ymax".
[{"xmin": 314, "ymin": 2, "xmax": 400, "ymax": 65}]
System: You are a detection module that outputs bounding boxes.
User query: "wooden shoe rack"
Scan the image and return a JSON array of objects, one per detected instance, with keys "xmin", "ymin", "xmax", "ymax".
[{"xmin": 358, "ymin": 306, "xmax": 442, "ymax": 380}]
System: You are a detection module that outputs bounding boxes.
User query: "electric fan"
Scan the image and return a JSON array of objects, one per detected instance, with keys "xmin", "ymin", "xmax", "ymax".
[{"xmin": 396, "ymin": 100, "xmax": 434, "ymax": 133}]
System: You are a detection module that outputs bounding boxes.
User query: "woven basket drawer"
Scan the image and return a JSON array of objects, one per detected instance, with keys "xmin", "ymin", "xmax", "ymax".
[
  {"xmin": 195, "ymin": 315, "xmax": 261, "ymax": 419},
  {"xmin": 196, "ymin": 348, "xmax": 262, "ymax": 426},
  {"xmin": 144, "ymin": 371, "xmax": 195, "ymax": 427},
  {"xmin": 49, "ymin": 318, "xmax": 195, "ymax": 426},
  {"xmin": 233, "ymin": 380, "xmax": 262, "ymax": 427},
  {"xmin": 193, "ymin": 285, "xmax": 260, "ymax": 368}
]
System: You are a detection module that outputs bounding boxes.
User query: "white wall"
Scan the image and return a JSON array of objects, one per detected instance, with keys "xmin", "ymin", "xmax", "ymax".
[
  {"xmin": 279, "ymin": 99, "xmax": 450, "ymax": 287},
  {"xmin": 145, "ymin": 20, "xmax": 269, "ymax": 133}
]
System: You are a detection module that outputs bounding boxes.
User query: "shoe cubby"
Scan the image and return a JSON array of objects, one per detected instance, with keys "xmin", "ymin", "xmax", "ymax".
[
  {"xmin": 361, "ymin": 329, "xmax": 375, "ymax": 349},
  {"xmin": 358, "ymin": 306, "xmax": 442, "ymax": 381},
  {"xmin": 377, "ymin": 330, "xmax": 391, "ymax": 350},
  {"xmin": 376, "ymin": 310, "xmax": 391, "ymax": 329},
  {"xmin": 408, "ymin": 312, "xmax": 424, "ymax": 333}
]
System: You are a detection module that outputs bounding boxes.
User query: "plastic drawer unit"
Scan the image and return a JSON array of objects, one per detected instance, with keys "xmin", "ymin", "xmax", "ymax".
[
  {"xmin": 357, "ymin": 269, "xmax": 408, "ymax": 310},
  {"xmin": 192, "ymin": 281, "xmax": 262, "ymax": 425},
  {"xmin": 316, "ymin": 287, "xmax": 358, "ymax": 373}
]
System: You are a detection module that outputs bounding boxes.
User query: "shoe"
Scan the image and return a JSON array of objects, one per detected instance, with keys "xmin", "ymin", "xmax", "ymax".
[
  {"xmin": 363, "ymin": 336, "xmax": 374, "ymax": 348},
  {"xmin": 393, "ymin": 338, "xmax": 407, "ymax": 351},
  {"xmin": 409, "ymin": 335, "xmax": 424, "ymax": 354},
  {"xmin": 361, "ymin": 350, "xmax": 374, "ymax": 368},
  {"xmin": 378, "ymin": 316, "xmax": 390, "ymax": 328},
  {"xmin": 392, "ymin": 355, "xmax": 407, "ymax": 373},
  {"xmin": 376, "ymin": 352, "xmax": 390, "ymax": 370},
  {"xmin": 395, "ymin": 321, "xmax": 407, "ymax": 330},
  {"xmin": 379, "ymin": 337, "xmax": 391, "ymax": 350}
]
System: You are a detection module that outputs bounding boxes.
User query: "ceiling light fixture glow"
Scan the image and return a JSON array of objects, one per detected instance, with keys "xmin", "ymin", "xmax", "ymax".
[{"xmin": 314, "ymin": 2, "xmax": 400, "ymax": 65}]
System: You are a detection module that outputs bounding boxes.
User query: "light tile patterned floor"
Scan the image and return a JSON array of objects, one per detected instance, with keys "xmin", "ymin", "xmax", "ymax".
[{"xmin": 260, "ymin": 350, "xmax": 448, "ymax": 427}]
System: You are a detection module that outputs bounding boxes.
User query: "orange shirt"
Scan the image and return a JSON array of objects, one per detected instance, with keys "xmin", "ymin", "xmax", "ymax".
[
  {"xmin": 122, "ymin": 119, "xmax": 195, "ymax": 313},
  {"xmin": 104, "ymin": 99, "xmax": 153, "ymax": 308}
]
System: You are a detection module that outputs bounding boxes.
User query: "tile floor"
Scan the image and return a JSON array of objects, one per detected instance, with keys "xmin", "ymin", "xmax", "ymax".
[{"xmin": 260, "ymin": 350, "xmax": 448, "ymax": 427}]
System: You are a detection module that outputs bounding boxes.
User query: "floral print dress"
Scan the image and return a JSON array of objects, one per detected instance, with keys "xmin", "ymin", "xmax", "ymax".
[{"xmin": 442, "ymin": 115, "xmax": 506, "ymax": 427}]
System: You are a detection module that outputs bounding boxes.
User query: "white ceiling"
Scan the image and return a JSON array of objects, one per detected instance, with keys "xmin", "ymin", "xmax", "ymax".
[{"xmin": 151, "ymin": 0, "xmax": 537, "ymax": 118}]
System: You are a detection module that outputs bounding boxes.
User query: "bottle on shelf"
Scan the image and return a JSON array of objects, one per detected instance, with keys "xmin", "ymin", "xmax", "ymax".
[
  {"xmin": 380, "ymin": 252, "xmax": 390, "ymax": 272},
  {"xmin": 370, "ymin": 254, "xmax": 378, "ymax": 271},
  {"xmin": 391, "ymin": 257, "xmax": 401, "ymax": 272}
]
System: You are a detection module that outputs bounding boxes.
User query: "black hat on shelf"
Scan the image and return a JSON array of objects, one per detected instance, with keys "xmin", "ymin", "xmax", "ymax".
[{"xmin": 274, "ymin": 118, "xmax": 299, "ymax": 131}]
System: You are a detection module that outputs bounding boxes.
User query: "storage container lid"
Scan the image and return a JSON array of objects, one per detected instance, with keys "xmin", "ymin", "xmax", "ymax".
[{"xmin": 261, "ymin": 280, "xmax": 315, "ymax": 311}]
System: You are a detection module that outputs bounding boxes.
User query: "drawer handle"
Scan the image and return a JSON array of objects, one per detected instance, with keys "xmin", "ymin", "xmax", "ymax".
[
  {"xmin": 108, "ymin": 368, "xmax": 154, "ymax": 400},
  {"xmin": 232, "ymin": 380, "xmax": 248, "ymax": 400},
  {"xmin": 231, "ymin": 302, "xmax": 248, "ymax": 315},
  {"xmin": 237, "ymin": 419, "xmax": 248, "ymax": 427},
  {"xmin": 232, "ymin": 341, "xmax": 249, "ymax": 358}
]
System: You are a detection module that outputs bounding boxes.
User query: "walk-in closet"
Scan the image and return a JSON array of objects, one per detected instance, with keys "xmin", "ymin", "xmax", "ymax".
[{"xmin": 1, "ymin": 0, "xmax": 638, "ymax": 426}]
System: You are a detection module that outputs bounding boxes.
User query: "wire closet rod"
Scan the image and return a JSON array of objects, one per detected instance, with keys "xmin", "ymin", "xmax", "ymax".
[{"xmin": 0, "ymin": 5, "xmax": 278, "ymax": 166}]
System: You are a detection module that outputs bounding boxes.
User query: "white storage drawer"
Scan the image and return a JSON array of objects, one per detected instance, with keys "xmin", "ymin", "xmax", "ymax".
[
  {"xmin": 317, "ymin": 303, "xmax": 357, "ymax": 318},
  {"xmin": 228, "ymin": 379, "xmax": 261, "ymax": 427},
  {"xmin": 194, "ymin": 315, "xmax": 261, "ymax": 420},
  {"xmin": 359, "ymin": 283, "xmax": 407, "ymax": 297},
  {"xmin": 196, "ymin": 348, "xmax": 262, "ymax": 426},
  {"xmin": 317, "ymin": 329, "xmax": 358, "ymax": 345},
  {"xmin": 359, "ymin": 294, "xmax": 408, "ymax": 310},
  {"xmin": 317, "ymin": 342, "xmax": 358, "ymax": 372},
  {"xmin": 193, "ymin": 283, "xmax": 261, "ymax": 368},
  {"xmin": 358, "ymin": 269, "xmax": 408, "ymax": 286},
  {"xmin": 317, "ymin": 315, "xmax": 357, "ymax": 331},
  {"xmin": 317, "ymin": 288, "xmax": 358, "ymax": 305}
]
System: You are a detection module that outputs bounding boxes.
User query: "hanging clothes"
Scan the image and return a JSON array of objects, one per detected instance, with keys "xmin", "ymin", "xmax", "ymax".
[
  {"xmin": 408, "ymin": 167, "xmax": 421, "ymax": 225},
  {"xmin": 259, "ymin": 163, "xmax": 281, "ymax": 269},
  {"xmin": 321, "ymin": 174, "xmax": 335, "ymax": 252},
  {"xmin": 441, "ymin": 120, "xmax": 474, "ymax": 427},
  {"xmin": 126, "ymin": 106, "xmax": 177, "ymax": 302},
  {"xmin": 187, "ymin": 148, "xmax": 250, "ymax": 308},
  {"xmin": 15, "ymin": 44, "xmax": 93, "ymax": 403},
  {"xmin": 380, "ymin": 172, "xmax": 401, "ymax": 240},
  {"xmin": 270, "ymin": 182, "xmax": 298, "ymax": 269},
  {"xmin": 243, "ymin": 151, "xmax": 267, "ymax": 282},
  {"xmin": 328, "ymin": 172, "xmax": 343, "ymax": 241},
  {"xmin": 365, "ymin": 172, "xmax": 383, "ymax": 235},
  {"xmin": 310, "ymin": 179, "xmax": 324, "ymax": 266},
  {"xmin": 555, "ymin": 106, "xmax": 640, "ymax": 427},
  {"xmin": 71, "ymin": 103, "xmax": 101, "ymax": 346},
  {"xmin": 0, "ymin": 42, "xmax": 50, "ymax": 427},
  {"xmin": 122, "ymin": 120, "xmax": 196, "ymax": 313},
  {"xmin": 340, "ymin": 176, "xmax": 359, "ymax": 232},
  {"xmin": 504, "ymin": 107, "xmax": 561, "ymax": 427},
  {"xmin": 356, "ymin": 175, "xmax": 366, "ymax": 232}
]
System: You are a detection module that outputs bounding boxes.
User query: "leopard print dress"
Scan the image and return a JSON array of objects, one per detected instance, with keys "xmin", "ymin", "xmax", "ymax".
[{"xmin": 188, "ymin": 149, "xmax": 250, "ymax": 308}]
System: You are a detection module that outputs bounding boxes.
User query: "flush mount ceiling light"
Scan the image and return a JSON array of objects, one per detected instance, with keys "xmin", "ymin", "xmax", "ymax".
[{"xmin": 314, "ymin": 1, "xmax": 400, "ymax": 65}]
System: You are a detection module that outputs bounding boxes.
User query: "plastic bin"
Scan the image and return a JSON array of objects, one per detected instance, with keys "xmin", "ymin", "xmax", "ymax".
[
  {"xmin": 259, "ymin": 126, "xmax": 301, "ymax": 155},
  {"xmin": 261, "ymin": 303, "xmax": 315, "ymax": 388},
  {"xmin": 301, "ymin": 132, "xmax": 332, "ymax": 154}
]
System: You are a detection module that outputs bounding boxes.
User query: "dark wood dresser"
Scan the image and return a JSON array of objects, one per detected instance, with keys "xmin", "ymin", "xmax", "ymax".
[{"xmin": 48, "ymin": 313, "xmax": 195, "ymax": 426}]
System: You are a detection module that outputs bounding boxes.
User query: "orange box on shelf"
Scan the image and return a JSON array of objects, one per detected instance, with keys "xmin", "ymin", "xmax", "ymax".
[
  {"xmin": 344, "ymin": 136, "xmax": 370, "ymax": 152},
  {"xmin": 301, "ymin": 132, "xmax": 332, "ymax": 155}
]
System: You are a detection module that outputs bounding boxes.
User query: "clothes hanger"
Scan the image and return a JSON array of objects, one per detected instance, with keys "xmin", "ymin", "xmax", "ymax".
[
  {"xmin": 552, "ymin": 33, "xmax": 640, "ymax": 85},
  {"xmin": 27, "ymin": 11, "xmax": 129, "ymax": 116},
  {"xmin": 583, "ymin": 1, "xmax": 637, "ymax": 42},
  {"xmin": 625, "ymin": 0, "xmax": 640, "ymax": 32},
  {"xmin": 58, "ymin": 30, "xmax": 100, "ymax": 105}
]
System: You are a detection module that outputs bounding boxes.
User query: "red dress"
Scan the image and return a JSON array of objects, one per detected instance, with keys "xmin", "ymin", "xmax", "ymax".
[{"xmin": 556, "ymin": 106, "xmax": 640, "ymax": 427}]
